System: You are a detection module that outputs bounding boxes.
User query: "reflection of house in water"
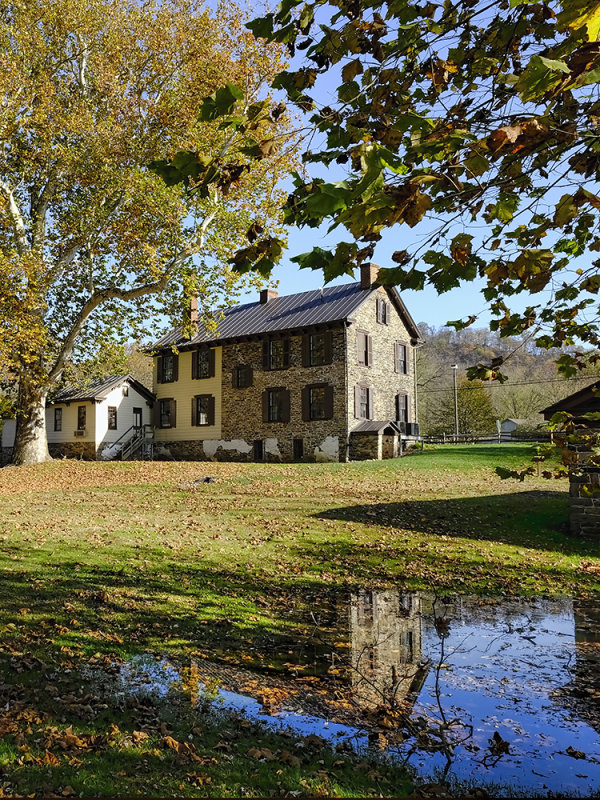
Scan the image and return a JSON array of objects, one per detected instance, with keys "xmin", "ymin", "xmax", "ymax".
[{"xmin": 350, "ymin": 590, "xmax": 429, "ymax": 709}]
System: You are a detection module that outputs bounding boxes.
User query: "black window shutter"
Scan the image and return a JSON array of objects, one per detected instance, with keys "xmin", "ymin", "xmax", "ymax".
[
  {"xmin": 170, "ymin": 399, "xmax": 177, "ymax": 428},
  {"xmin": 324, "ymin": 331, "xmax": 333, "ymax": 364},
  {"xmin": 263, "ymin": 340, "xmax": 270, "ymax": 370},
  {"xmin": 394, "ymin": 342, "xmax": 399, "ymax": 373},
  {"xmin": 208, "ymin": 395, "xmax": 215, "ymax": 426},
  {"xmin": 325, "ymin": 385, "xmax": 334, "ymax": 419},
  {"xmin": 157, "ymin": 356, "xmax": 163, "ymax": 384},
  {"xmin": 302, "ymin": 387, "xmax": 310, "ymax": 421},
  {"xmin": 302, "ymin": 334, "xmax": 310, "ymax": 367},
  {"xmin": 172, "ymin": 355, "xmax": 179, "ymax": 382},
  {"xmin": 281, "ymin": 389, "xmax": 290, "ymax": 422},
  {"xmin": 367, "ymin": 388, "xmax": 374, "ymax": 419},
  {"xmin": 283, "ymin": 338, "xmax": 290, "ymax": 367},
  {"xmin": 262, "ymin": 390, "xmax": 269, "ymax": 422},
  {"xmin": 191, "ymin": 350, "xmax": 198, "ymax": 380},
  {"xmin": 406, "ymin": 393, "xmax": 411, "ymax": 422},
  {"xmin": 231, "ymin": 369, "xmax": 237, "ymax": 388},
  {"xmin": 191, "ymin": 397, "xmax": 197, "ymax": 426},
  {"xmin": 245, "ymin": 366, "xmax": 253, "ymax": 387},
  {"xmin": 153, "ymin": 402, "xmax": 160, "ymax": 427},
  {"xmin": 208, "ymin": 349, "xmax": 216, "ymax": 378},
  {"xmin": 357, "ymin": 332, "xmax": 365, "ymax": 365},
  {"xmin": 395, "ymin": 394, "xmax": 399, "ymax": 421},
  {"xmin": 366, "ymin": 335, "xmax": 373, "ymax": 367},
  {"xmin": 354, "ymin": 385, "xmax": 361, "ymax": 418}
]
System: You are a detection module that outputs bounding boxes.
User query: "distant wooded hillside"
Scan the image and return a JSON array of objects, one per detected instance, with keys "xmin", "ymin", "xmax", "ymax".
[{"xmin": 417, "ymin": 325, "xmax": 599, "ymax": 436}]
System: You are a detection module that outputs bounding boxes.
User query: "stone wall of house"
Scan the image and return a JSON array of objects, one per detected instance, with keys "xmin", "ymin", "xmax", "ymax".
[
  {"xmin": 347, "ymin": 287, "xmax": 416, "ymax": 427},
  {"xmin": 569, "ymin": 466, "xmax": 600, "ymax": 537},
  {"xmin": 218, "ymin": 325, "xmax": 350, "ymax": 462}
]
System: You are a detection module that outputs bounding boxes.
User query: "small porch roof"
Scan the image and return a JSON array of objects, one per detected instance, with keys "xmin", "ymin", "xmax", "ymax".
[{"xmin": 351, "ymin": 420, "xmax": 402, "ymax": 435}]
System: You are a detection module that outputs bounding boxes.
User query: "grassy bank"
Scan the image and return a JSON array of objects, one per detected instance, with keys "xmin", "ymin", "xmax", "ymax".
[{"xmin": 0, "ymin": 444, "xmax": 596, "ymax": 796}]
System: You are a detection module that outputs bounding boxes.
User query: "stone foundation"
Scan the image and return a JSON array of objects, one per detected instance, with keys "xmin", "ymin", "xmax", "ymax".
[
  {"xmin": 154, "ymin": 435, "xmax": 342, "ymax": 463},
  {"xmin": 48, "ymin": 442, "xmax": 97, "ymax": 460},
  {"xmin": 569, "ymin": 466, "xmax": 600, "ymax": 537}
]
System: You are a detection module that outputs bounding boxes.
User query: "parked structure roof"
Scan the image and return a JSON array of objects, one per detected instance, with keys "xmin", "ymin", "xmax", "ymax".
[
  {"xmin": 49, "ymin": 374, "xmax": 154, "ymax": 405},
  {"xmin": 151, "ymin": 281, "xmax": 422, "ymax": 352}
]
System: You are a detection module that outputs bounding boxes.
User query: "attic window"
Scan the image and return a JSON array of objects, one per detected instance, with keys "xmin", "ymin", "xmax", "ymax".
[
  {"xmin": 376, "ymin": 298, "xmax": 390, "ymax": 324},
  {"xmin": 122, "ymin": 386, "xmax": 129, "ymax": 397}
]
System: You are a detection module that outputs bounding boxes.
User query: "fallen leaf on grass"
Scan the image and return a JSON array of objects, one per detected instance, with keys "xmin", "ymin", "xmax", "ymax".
[
  {"xmin": 247, "ymin": 746, "xmax": 276, "ymax": 760},
  {"xmin": 280, "ymin": 749, "xmax": 301, "ymax": 767},
  {"xmin": 161, "ymin": 735, "xmax": 202, "ymax": 763}
]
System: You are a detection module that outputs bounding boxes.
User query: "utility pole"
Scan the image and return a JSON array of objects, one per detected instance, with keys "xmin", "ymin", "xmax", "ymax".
[{"xmin": 451, "ymin": 364, "xmax": 458, "ymax": 442}]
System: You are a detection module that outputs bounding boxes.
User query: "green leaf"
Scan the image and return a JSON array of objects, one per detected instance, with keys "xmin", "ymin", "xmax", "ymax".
[
  {"xmin": 464, "ymin": 153, "xmax": 489, "ymax": 177},
  {"xmin": 515, "ymin": 55, "xmax": 564, "ymax": 102},
  {"xmin": 553, "ymin": 194, "xmax": 579, "ymax": 226},
  {"xmin": 199, "ymin": 83, "xmax": 244, "ymax": 121},
  {"xmin": 337, "ymin": 81, "xmax": 360, "ymax": 103},
  {"xmin": 245, "ymin": 14, "xmax": 274, "ymax": 39},
  {"xmin": 538, "ymin": 56, "xmax": 570, "ymax": 74}
]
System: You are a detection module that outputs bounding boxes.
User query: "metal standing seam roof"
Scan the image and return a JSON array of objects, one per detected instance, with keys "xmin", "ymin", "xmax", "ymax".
[
  {"xmin": 151, "ymin": 281, "xmax": 422, "ymax": 351},
  {"xmin": 351, "ymin": 420, "xmax": 403, "ymax": 434},
  {"xmin": 49, "ymin": 374, "xmax": 154, "ymax": 405}
]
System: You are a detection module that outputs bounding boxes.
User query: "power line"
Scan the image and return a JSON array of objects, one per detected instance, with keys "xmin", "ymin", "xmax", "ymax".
[{"xmin": 418, "ymin": 375, "xmax": 598, "ymax": 395}]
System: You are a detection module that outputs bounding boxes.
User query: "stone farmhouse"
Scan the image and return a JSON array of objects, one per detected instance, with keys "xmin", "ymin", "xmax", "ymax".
[
  {"xmin": 150, "ymin": 263, "xmax": 422, "ymax": 462},
  {"xmin": 1, "ymin": 374, "xmax": 154, "ymax": 463}
]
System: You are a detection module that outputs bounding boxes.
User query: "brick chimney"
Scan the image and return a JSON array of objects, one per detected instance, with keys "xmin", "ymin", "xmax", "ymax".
[
  {"xmin": 360, "ymin": 262, "xmax": 380, "ymax": 289},
  {"xmin": 190, "ymin": 296, "xmax": 198, "ymax": 324},
  {"xmin": 260, "ymin": 288, "xmax": 279, "ymax": 304}
]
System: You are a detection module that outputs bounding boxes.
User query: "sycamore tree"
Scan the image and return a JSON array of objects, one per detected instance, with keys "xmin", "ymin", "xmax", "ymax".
[
  {"xmin": 159, "ymin": 0, "xmax": 600, "ymax": 382},
  {"xmin": 0, "ymin": 0, "xmax": 294, "ymax": 465}
]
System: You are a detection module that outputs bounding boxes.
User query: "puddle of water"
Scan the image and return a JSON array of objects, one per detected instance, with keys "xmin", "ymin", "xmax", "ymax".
[{"xmin": 90, "ymin": 592, "xmax": 600, "ymax": 798}]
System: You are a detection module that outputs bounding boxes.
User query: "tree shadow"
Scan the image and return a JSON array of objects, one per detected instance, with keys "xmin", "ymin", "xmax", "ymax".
[
  {"xmin": 314, "ymin": 490, "xmax": 599, "ymax": 557},
  {"xmin": 0, "ymin": 559, "xmax": 344, "ymax": 672}
]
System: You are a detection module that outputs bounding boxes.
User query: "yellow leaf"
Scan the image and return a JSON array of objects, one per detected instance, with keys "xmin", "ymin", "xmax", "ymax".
[{"xmin": 558, "ymin": 0, "xmax": 600, "ymax": 41}]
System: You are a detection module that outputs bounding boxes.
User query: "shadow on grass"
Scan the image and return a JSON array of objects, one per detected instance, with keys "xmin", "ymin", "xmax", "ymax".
[
  {"xmin": 0, "ymin": 560, "xmax": 342, "ymax": 669},
  {"xmin": 314, "ymin": 489, "xmax": 594, "ymax": 554}
]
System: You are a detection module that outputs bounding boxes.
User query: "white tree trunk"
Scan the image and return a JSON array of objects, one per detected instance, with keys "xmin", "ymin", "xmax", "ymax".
[{"xmin": 12, "ymin": 382, "xmax": 51, "ymax": 465}]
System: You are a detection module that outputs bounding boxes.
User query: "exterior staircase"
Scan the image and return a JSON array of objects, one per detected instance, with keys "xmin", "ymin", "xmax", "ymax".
[{"xmin": 105, "ymin": 424, "xmax": 154, "ymax": 461}]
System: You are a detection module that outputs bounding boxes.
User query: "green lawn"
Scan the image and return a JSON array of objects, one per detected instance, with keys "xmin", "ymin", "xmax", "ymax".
[{"xmin": 0, "ymin": 444, "xmax": 596, "ymax": 797}]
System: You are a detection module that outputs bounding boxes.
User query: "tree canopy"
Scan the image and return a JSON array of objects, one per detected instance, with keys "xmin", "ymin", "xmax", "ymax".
[
  {"xmin": 162, "ymin": 0, "xmax": 600, "ymax": 380},
  {"xmin": 429, "ymin": 378, "xmax": 497, "ymax": 435},
  {"xmin": 0, "ymin": 0, "xmax": 293, "ymax": 463}
]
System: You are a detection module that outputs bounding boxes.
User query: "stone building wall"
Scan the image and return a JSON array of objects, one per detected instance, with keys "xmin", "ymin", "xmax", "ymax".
[
  {"xmin": 219, "ymin": 325, "xmax": 349, "ymax": 462},
  {"xmin": 349, "ymin": 433, "xmax": 381, "ymax": 461},
  {"xmin": 48, "ymin": 442, "xmax": 96, "ymax": 460},
  {"xmin": 346, "ymin": 287, "xmax": 416, "ymax": 427},
  {"xmin": 569, "ymin": 466, "xmax": 600, "ymax": 537}
]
